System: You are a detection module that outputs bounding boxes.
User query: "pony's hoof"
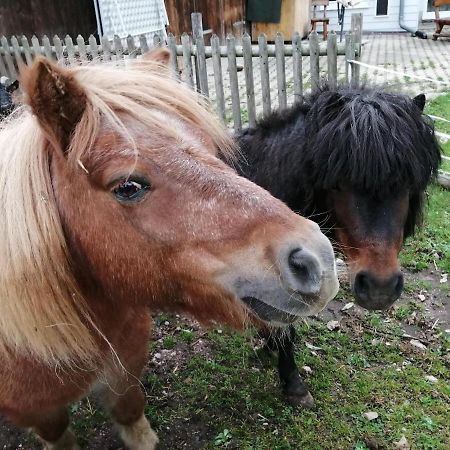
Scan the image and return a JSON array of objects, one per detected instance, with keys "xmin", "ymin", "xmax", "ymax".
[
  {"xmin": 284, "ymin": 390, "xmax": 315, "ymax": 409},
  {"xmin": 117, "ymin": 414, "xmax": 159, "ymax": 450}
]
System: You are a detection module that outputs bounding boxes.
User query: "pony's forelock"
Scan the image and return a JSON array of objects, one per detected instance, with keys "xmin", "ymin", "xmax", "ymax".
[{"xmin": 304, "ymin": 85, "xmax": 441, "ymax": 196}]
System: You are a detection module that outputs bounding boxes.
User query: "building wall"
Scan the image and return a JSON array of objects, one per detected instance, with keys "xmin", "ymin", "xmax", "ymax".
[
  {"xmin": 324, "ymin": 0, "xmax": 420, "ymax": 33},
  {"xmin": 0, "ymin": 0, "xmax": 97, "ymax": 38},
  {"xmin": 165, "ymin": 0, "xmax": 245, "ymax": 41}
]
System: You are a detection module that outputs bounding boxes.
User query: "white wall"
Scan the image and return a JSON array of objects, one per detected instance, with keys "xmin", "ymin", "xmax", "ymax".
[{"xmin": 321, "ymin": 0, "xmax": 421, "ymax": 33}]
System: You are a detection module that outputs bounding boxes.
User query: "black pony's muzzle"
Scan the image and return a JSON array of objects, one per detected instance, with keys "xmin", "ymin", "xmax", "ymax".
[{"xmin": 353, "ymin": 270, "xmax": 404, "ymax": 310}]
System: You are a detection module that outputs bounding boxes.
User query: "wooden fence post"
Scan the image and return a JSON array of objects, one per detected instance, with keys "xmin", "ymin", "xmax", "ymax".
[
  {"xmin": 351, "ymin": 13, "xmax": 363, "ymax": 85},
  {"xmin": 139, "ymin": 34, "xmax": 149, "ymax": 54},
  {"xmin": 127, "ymin": 35, "xmax": 137, "ymax": 58},
  {"xmin": 211, "ymin": 34, "xmax": 226, "ymax": 122},
  {"xmin": 292, "ymin": 32, "xmax": 303, "ymax": 103},
  {"xmin": 242, "ymin": 32, "xmax": 256, "ymax": 127},
  {"xmin": 167, "ymin": 33, "xmax": 179, "ymax": 76},
  {"xmin": 327, "ymin": 31, "xmax": 337, "ymax": 89},
  {"xmin": 77, "ymin": 35, "xmax": 87, "ymax": 62},
  {"xmin": 258, "ymin": 33, "xmax": 271, "ymax": 116},
  {"xmin": 1, "ymin": 36, "xmax": 17, "ymax": 79},
  {"xmin": 101, "ymin": 36, "xmax": 112, "ymax": 61},
  {"xmin": 227, "ymin": 34, "xmax": 242, "ymax": 132},
  {"xmin": 309, "ymin": 31, "xmax": 320, "ymax": 92},
  {"xmin": 275, "ymin": 32, "xmax": 287, "ymax": 110},
  {"xmin": 11, "ymin": 36, "xmax": 25, "ymax": 70},
  {"xmin": 345, "ymin": 32, "xmax": 354, "ymax": 86},
  {"xmin": 89, "ymin": 35, "xmax": 99, "ymax": 60},
  {"xmin": 191, "ymin": 12, "xmax": 209, "ymax": 96},
  {"xmin": 65, "ymin": 35, "xmax": 76, "ymax": 64},
  {"xmin": 21, "ymin": 36, "xmax": 33, "ymax": 65},
  {"xmin": 181, "ymin": 33, "xmax": 194, "ymax": 88},
  {"xmin": 0, "ymin": 51, "xmax": 7, "ymax": 78}
]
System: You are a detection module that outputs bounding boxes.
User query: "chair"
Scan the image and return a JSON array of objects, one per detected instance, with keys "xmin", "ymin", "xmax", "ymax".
[
  {"xmin": 311, "ymin": 0, "xmax": 330, "ymax": 40},
  {"xmin": 432, "ymin": 0, "xmax": 450, "ymax": 40}
]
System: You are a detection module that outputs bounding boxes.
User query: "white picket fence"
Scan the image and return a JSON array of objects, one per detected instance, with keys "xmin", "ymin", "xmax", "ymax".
[{"xmin": 0, "ymin": 13, "xmax": 363, "ymax": 130}]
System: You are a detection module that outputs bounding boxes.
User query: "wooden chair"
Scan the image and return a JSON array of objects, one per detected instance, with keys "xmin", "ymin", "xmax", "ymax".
[
  {"xmin": 432, "ymin": 0, "xmax": 450, "ymax": 40},
  {"xmin": 311, "ymin": 0, "xmax": 330, "ymax": 40}
]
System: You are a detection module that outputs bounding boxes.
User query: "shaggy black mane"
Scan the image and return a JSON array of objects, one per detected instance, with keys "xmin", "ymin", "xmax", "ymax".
[{"xmin": 235, "ymin": 83, "xmax": 442, "ymax": 237}]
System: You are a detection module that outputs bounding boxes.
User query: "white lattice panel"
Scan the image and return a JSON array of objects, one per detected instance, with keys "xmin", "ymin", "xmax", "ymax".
[{"xmin": 97, "ymin": 0, "xmax": 168, "ymax": 39}]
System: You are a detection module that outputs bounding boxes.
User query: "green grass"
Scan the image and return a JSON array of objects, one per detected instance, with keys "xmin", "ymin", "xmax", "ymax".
[
  {"xmin": 425, "ymin": 93, "xmax": 450, "ymax": 171},
  {"xmin": 400, "ymin": 185, "xmax": 450, "ymax": 272},
  {"xmin": 397, "ymin": 92, "xmax": 450, "ymax": 273},
  {"xmin": 141, "ymin": 319, "xmax": 450, "ymax": 450}
]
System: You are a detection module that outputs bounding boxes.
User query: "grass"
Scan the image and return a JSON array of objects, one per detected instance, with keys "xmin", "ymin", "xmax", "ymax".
[
  {"xmin": 399, "ymin": 93, "xmax": 450, "ymax": 272},
  {"xmin": 425, "ymin": 92, "xmax": 450, "ymax": 172},
  {"xmin": 147, "ymin": 317, "xmax": 450, "ymax": 450},
  {"xmin": 400, "ymin": 185, "xmax": 450, "ymax": 272}
]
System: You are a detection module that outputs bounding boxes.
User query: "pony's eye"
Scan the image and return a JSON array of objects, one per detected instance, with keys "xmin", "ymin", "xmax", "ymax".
[{"xmin": 113, "ymin": 178, "xmax": 151, "ymax": 202}]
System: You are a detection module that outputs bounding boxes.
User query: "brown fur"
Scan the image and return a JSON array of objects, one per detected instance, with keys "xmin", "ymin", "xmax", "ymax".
[{"xmin": 329, "ymin": 189, "xmax": 408, "ymax": 281}]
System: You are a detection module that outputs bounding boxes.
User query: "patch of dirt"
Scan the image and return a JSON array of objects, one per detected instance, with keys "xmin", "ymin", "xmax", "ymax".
[
  {"xmin": 317, "ymin": 266, "xmax": 450, "ymax": 339},
  {"xmin": 0, "ymin": 269, "xmax": 448, "ymax": 449}
]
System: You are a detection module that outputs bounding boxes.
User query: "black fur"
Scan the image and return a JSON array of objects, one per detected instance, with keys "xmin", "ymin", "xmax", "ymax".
[{"xmin": 235, "ymin": 84, "xmax": 441, "ymax": 238}]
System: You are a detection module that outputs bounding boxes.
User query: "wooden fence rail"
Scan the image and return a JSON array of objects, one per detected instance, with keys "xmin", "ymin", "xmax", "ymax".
[{"xmin": 0, "ymin": 13, "xmax": 363, "ymax": 131}]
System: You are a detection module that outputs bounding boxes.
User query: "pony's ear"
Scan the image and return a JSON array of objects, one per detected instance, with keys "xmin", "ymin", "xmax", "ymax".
[
  {"xmin": 412, "ymin": 94, "xmax": 426, "ymax": 112},
  {"xmin": 141, "ymin": 48, "xmax": 171, "ymax": 66},
  {"xmin": 21, "ymin": 56, "xmax": 87, "ymax": 153}
]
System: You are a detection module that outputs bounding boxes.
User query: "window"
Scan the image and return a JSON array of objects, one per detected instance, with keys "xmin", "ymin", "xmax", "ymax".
[{"xmin": 376, "ymin": 0, "xmax": 388, "ymax": 15}]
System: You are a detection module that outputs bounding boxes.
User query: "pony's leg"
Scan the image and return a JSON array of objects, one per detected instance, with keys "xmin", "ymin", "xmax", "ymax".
[
  {"xmin": 262, "ymin": 325, "xmax": 314, "ymax": 408},
  {"xmin": 100, "ymin": 377, "xmax": 158, "ymax": 450},
  {"xmin": 99, "ymin": 312, "xmax": 158, "ymax": 450},
  {"xmin": 29, "ymin": 408, "xmax": 79, "ymax": 450}
]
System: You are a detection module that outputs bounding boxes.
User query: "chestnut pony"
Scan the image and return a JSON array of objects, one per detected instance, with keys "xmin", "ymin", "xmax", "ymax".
[
  {"xmin": 0, "ymin": 52, "xmax": 339, "ymax": 449},
  {"xmin": 236, "ymin": 85, "xmax": 441, "ymax": 407}
]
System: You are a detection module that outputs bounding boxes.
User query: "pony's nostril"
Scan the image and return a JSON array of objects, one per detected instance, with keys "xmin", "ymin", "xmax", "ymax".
[
  {"xmin": 391, "ymin": 272, "xmax": 404, "ymax": 297},
  {"xmin": 354, "ymin": 272, "xmax": 371, "ymax": 300},
  {"xmin": 287, "ymin": 248, "xmax": 322, "ymax": 295}
]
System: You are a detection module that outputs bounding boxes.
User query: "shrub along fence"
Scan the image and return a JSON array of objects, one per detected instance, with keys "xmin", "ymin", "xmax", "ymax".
[{"xmin": 0, "ymin": 13, "xmax": 363, "ymax": 131}]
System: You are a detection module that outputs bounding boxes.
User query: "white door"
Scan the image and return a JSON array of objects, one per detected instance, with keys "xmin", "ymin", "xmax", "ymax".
[{"xmin": 422, "ymin": 0, "xmax": 450, "ymax": 20}]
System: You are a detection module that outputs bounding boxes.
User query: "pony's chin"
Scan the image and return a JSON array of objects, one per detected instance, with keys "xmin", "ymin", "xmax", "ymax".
[{"xmin": 241, "ymin": 296, "xmax": 301, "ymax": 325}]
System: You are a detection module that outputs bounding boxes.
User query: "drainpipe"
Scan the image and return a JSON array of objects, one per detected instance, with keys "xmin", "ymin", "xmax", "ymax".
[{"xmin": 399, "ymin": 0, "xmax": 428, "ymax": 38}]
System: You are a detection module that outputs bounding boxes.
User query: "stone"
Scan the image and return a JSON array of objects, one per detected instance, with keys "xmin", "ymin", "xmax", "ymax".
[
  {"xmin": 410, "ymin": 339, "xmax": 427, "ymax": 350},
  {"xmin": 424, "ymin": 375, "xmax": 438, "ymax": 383},
  {"xmin": 342, "ymin": 302, "xmax": 354, "ymax": 311},
  {"xmin": 326, "ymin": 320, "xmax": 340, "ymax": 331},
  {"xmin": 394, "ymin": 435, "xmax": 411, "ymax": 450},
  {"xmin": 362, "ymin": 411, "xmax": 379, "ymax": 421}
]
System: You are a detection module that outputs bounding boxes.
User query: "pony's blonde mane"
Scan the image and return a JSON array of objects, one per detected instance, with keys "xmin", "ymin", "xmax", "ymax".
[{"xmin": 0, "ymin": 58, "xmax": 234, "ymax": 367}]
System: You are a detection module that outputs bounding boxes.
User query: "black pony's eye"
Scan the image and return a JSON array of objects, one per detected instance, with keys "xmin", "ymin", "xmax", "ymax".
[{"xmin": 113, "ymin": 178, "xmax": 151, "ymax": 202}]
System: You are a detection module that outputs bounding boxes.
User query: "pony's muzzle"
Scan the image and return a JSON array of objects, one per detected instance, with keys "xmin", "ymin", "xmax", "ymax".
[{"xmin": 353, "ymin": 270, "xmax": 404, "ymax": 310}]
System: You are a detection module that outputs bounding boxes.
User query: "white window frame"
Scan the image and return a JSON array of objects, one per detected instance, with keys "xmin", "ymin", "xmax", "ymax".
[{"xmin": 422, "ymin": 0, "xmax": 450, "ymax": 19}]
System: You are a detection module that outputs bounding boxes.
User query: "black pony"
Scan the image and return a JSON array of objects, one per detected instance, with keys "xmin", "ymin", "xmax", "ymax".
[{"xmin": 234, "ymin": 84, "xmax": 441, "ymax": 407}]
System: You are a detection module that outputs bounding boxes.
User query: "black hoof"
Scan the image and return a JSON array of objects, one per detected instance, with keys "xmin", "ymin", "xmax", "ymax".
[{"xmin": 284, "ymin": 390, "xmax": 315, "ymax": 408}]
